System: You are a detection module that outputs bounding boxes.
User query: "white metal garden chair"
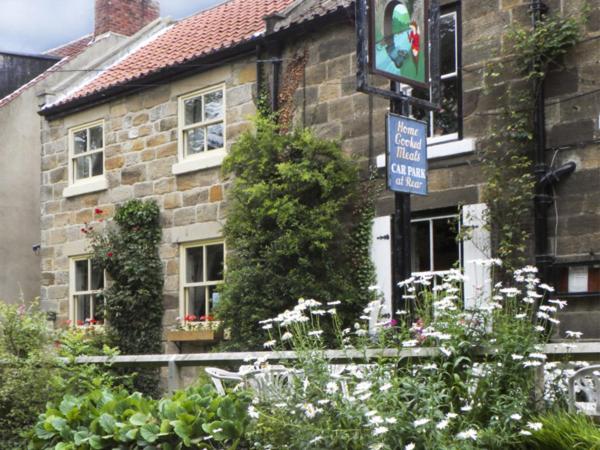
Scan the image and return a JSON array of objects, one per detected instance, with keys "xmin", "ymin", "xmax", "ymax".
[
  {"xmin": 568, "ymin": 365, "xmax": 600, "ymax": 416},
  {"xmin": 242, "ymin": 367, "xmax": 304, "ymax": 401},
  {"xmin": 205, "ymin": 367, "xmax": 244, "ymax": 395}
]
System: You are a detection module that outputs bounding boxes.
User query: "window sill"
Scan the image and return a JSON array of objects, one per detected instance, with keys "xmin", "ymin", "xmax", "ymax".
[
  {"xmin": 172, "ymin": 150, "xmax": 226, "ymax": 175},
  {"xmin": 63, "ymin": 177, "xmax": 108, "ymax": 198},
  {"xmin": 428, "ymin": 138, "xmax": 475, "ymax": 160}
]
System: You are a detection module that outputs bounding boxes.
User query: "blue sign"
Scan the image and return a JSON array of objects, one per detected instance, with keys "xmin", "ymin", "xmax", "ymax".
[{"xmin": 386, "ymin": 113, "xmax": 428, "ymax": 195}]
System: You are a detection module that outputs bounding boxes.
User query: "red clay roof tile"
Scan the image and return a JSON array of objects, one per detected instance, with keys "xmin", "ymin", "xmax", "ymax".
[
  {"xmin": 51, "ymin": 0, "xmax": 296, "ymax": 109},
  {"xmin": 45, "ymin": 34, "xmax": 93, "ymax": 58}
]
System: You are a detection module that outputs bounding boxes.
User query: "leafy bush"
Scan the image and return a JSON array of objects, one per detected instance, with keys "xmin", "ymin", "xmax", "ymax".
[
  {"xmin": 246, "ymin": 264, "xmax": 579, "ymax": 449},
  {"xmin": 0, "ymin": 302, "xmax": 61, "ymax": 448},
  {"xmin": 28, "ymin": 384, "xmax": 251, "ymax": 449},
  {"xmin": 218, "ymin": 114, "xmax": 375, "ymax": 349},
  {"xmin": 56, "ymin": 326, "xmax": 133, "ymax": 396},
  {"xmin": 88, "ymin": 200, "xmax": 164, "ymax": 396},
  {"xmin": 523, "ymin": 410, "xmax": 600, "ymax": 449}
]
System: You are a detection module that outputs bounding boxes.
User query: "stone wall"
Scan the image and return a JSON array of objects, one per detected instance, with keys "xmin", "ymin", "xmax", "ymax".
[
  {"xmin": 40, "ymin": 57, "xmax": 257, "ymax": 349},
  {"xmin": 278, "ymin": 1, "xmax": 599, "ymax": 335},
  {"xmin": 39, "ymin": 0, "xmax": 600, "ymax": 343}
]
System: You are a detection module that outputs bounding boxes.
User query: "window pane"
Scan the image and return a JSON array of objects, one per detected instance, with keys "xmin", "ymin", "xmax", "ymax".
[
  {"xmin": 93, "ymin": 295, "xmax": 105, "ymax": 322},
  {"xmin": 184, "ymin": 96, "xmax": 203, "ymax": 125},
  {"xmin": 206, "ymin": 244, "xmax": 224, "ymax": 281},
  {"xmin": 411, "ymin": 221, "xmax": 431, "ymax": 272},
  {"xmin": 75, "ymin": 260, "xmax": 89, "ymax": 291},
  {"xmin": 440, "ymin": 14, "xmax": 456, "ymax": 75},
  {"xmin": 185, "ymin": 127, "xmax": 205, "ymax": 155},
  {"xmin": 206, "ymin": 123, "xmax": 224, "ymax": 151},
  {"xmin": 73, "ymin": 130, "xmax": 87, "ymax": 154},
  {"xmin": 91, "ymin": 261, "xmax": 104, "ymax": 290},
  {"xmin": 186, "ymin": 286, "xmax": 207, "ymax": 318},
  {"xmin": 186, "ymin": 247, "xmax": 204, "ymax": 283},
  {"xmin": 74, "ymin": 156, "xmax": 90, "ymax": 180},
  {"xmin": 89, "ymin": 126, "xmax": 103, "ymax": 150},
  {"xmin": 433, "ymin": 77, "xmax": 459, "ymax": 137},
  {"xmin": 76, "ymin": 294, "xmax": 91, "ymax": 324},
  {"xmin": 207, "ymin": 285, "xmax": 219, "ymax": 318},
  {"xmin": 432, "ymin": 217, "xmax": 459, "ymax": 271},
  {"xmin": 204, "ymin": 90, "xmax": 223, "ymax": 120},
  {"xmin": 91, "ymin": 152, "xmax": 103, "ymax": 177}
]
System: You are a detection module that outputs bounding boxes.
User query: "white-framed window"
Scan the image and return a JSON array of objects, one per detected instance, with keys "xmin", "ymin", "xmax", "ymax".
[
  {"xmin": 370, "ymin": 205, "xmax": 492, "ymax": 312},
  {"xmin": 411, "ymin": 214, "xmax": 461, "ymax": 273},
  {"xmin": 412, "ymin": 3, "xmax": 471, "ymax": 158},
  {"xmin": 69, "ymin": 256, "xmax": 105, "ymax": 326},
  {"xmin": 64, "ymin": 120, "xmax": 108, "ymax": 197},
  {"xmin": 173, "ymin": 86, "xmax": 226, "ymax": 174},
  {"xmin": 179, "ymin": 241, "xmax": 225, "ymax": 321},
  {"xmin": 427, "ymin": 9, "xmax": 459, "ymax": 143},
  {"xmin": 69, "ymin": 120, "xmax": 104, "ymax": 182}
]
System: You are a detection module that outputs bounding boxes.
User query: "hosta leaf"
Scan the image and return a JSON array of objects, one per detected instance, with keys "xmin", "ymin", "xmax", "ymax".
[
  {"xmin": 73, "ymin": 431, "xmax": 89, "ymax": 445},
  {"xmin": 99, "ymin": 413, "xmax": 116, "ymax": 433},
  {"xmin": 59, "ymin": 396, "xmax": 78, "ymax": 416},
  {"xmin": 54, "ymin": 443, "xmax": 72, "ymax": 450},
  {"xmin": 129, "ymin": 412, "xmax": 149, "ymax": 426},
  {"xmin": 125, "ymin": 427, "xmax": 139, "ymax": 440},
  {"xmin": 217, "ymin": 397, "xmax": 234, "ymax": 420},
  {"xmin": 140, "ymin": 424, "xmax": 160, "ymax": 443},
  {"xmin": 159, "ymin": 419, "xmax": 172, "ymax": 434},
  {"xmin": 88, "ymin": 435, "xmax": 103, "ymax": 449},
  {"xmin": 172, "ymin": 421, "xmax": 192, "ymax": 446},
  {"xmin": 48, "ymin": 416, "xmax": 67, "ymax": 432},
  {"xmin": 35, "ymin": 424, "xmax": 55, "ymax": 440}
]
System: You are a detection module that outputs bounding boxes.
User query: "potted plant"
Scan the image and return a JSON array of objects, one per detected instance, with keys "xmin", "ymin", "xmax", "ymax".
[{"xmin": 166, "ymin": 315, "xmax": 223, "ymax": 342}]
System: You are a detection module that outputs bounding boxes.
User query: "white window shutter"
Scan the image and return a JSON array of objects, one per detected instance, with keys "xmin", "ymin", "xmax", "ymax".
[
  {"xmin": 462, "ymin": 204, "xmax": 492, "ymax": 310},
  {"xmin": 370, "ymin": 215, "xmax": 393, "ymax": 317}
]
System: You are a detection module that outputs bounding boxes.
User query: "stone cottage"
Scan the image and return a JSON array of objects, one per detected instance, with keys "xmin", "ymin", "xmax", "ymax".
[
  {"xmin": 38, "ymin": 0, "xmax": 599, "ymax": 343},
  {"xmin": 0, "ymin": 0, "xmax": 166, "ymax": 303}
]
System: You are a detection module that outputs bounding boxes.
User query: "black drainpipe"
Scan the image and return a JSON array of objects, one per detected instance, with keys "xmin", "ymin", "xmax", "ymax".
[
  {"xmin": 531, "ymin": 0, "xmax": 552, "ymax": 281},
  {"xmin": 256, "ymin": 43, "xmax": 265, "ymax": 99}
]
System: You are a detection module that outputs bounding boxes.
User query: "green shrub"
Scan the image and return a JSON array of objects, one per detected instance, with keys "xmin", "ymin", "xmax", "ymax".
[
  {"xmin": 89, "ymin": 199, "xmax": 164, "ymax": 396},
  {"xmin": 218, "ymin": 114, "xmax": 375, "ymax": 349},
  {"xmin": 523, "ymin": 410, "xmax": 600, "ymax": 450},
  {"xmin": 28, "ymin": 384, "xmax": 251, "ymax": 449},
  {"xmin": 56, "ymin": 327, "xmax": 133, "ymax": 396},
  {"xmin": 0, "ymin": 302, "xmax": 61, "ymax": 449}
]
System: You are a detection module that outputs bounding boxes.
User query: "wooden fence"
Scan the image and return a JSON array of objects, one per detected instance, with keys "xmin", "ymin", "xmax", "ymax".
[{"xmin": 72, "ymin": 342, "xmax": 600, "ymax": 393}]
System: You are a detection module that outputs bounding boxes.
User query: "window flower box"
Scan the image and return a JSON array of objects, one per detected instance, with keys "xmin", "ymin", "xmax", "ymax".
[
  {"xmin": 166, "ymin": 329, "xmax": 221, "ymax": 342},
  {"xmin": 167, "ymin": 317, "xmax": 223, "ymax": 342}
]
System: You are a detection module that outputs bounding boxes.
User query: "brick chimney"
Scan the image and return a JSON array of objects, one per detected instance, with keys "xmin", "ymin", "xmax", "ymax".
[{"xmin": 95, "ymin": 0, "xmax": 160, "ymax": 37}]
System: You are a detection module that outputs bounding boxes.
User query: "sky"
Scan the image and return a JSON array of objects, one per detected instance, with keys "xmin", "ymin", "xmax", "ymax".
[{"xmin": 0, "ymin": 0, "xmax": 223, "ymax": 55}]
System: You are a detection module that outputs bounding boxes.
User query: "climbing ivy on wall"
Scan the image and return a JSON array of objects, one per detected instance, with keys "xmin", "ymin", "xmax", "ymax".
[
  {"xmin": 217, "ymin": 113, "xmax": 375, "ymax": 350},
  {"xmin": 480, "ymin": 9, "xmax": 585, "ymax": 275},
  {"xmin": 89, "ymin": 199, "xmax": 164, "ymax": 397}
]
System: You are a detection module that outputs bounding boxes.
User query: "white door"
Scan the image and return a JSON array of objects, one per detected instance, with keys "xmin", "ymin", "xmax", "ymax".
[
  {"xmin": 370, "ymin": 215, "xmax": 393, "ymax": 315},
  {"xmin": 462, "ymin": 203, "xmax": 492, "ymax": 309}
]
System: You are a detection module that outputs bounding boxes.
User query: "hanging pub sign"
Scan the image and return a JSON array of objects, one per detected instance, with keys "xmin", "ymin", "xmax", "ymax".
[
  {"xmin": 387, "ymin": 112, "xmax": 428, "ymax": 195},
  {"xmin": 369, "ymin": 0, "xmax": 430, "ymax": 89}
]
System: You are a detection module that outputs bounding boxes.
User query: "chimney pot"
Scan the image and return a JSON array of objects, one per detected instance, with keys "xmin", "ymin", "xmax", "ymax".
[{"xmin": 95, "ymin": 0, "xmax": 160, "ymax": 37}]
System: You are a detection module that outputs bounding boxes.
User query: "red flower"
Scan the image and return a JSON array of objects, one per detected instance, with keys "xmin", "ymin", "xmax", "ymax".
[
  {"xmin": 107, "ymin": 251, "xmax": 113, "ymax": 257},
  {"xmin": 200, "ymin": 315, "xmax": 214, "ymax": 321},
  {"xmin": 95, "ymin": 208, "xmax": 103, "ymax": 215},
  {"xmin": 77, "ymin": 320, "xmax": 84, "ymax": 326}
]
